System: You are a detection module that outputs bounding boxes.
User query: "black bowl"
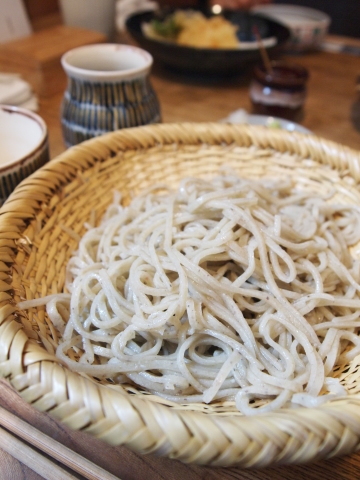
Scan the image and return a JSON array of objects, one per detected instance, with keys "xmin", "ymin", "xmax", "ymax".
[{"xmin": 125, "ymin": 8, "xmax": 290, "ymax": 76}]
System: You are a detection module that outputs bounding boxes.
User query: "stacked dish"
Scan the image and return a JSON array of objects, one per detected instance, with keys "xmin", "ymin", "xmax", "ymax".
[{"xmin": 0, "ymin": 73, "xmax": 38, "ymax": 111}]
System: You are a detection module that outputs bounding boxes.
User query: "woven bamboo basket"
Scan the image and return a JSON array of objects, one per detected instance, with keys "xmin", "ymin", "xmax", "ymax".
[{"xmin": 2, "ymin": 122, "xmax": 360, "ymax": 468}]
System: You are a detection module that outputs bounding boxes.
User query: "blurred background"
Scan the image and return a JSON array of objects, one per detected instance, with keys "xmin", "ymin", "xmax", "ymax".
[
  {"xmin": 1, "ymin": 0, "xmax": 358, "ymax": 159},
  {"xmin": 21, "ymin": 0, "xmax": 360, "ymax": 38}
]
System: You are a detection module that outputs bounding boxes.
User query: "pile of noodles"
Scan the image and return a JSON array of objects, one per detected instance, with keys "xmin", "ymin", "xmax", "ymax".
[{"xmin": 19, "ymin": 173, "xmax": 360, "ymax": 415}]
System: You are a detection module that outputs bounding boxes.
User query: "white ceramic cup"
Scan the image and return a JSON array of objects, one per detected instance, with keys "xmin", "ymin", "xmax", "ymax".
[
  {"xmin": 60, "ymin": 44, "xmax": 161, "ymax": 147},
  {"xmin": 0, "ymin": 105, "xmax": 49, "ymax": 204},
  {"xmin": 59, "ymin": 0, "xmax": 116, "ymax": 40}
]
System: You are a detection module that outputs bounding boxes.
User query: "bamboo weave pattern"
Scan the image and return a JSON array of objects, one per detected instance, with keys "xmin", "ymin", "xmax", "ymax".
[{"xmin": 1, "ymin": 123, "xmax": 360, "ymax": 467}]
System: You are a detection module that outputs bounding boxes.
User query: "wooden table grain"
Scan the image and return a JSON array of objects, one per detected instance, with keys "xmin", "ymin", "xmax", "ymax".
[{"xmin": 2, "ymin": 29, "xmax": 360, "ymax": 480}]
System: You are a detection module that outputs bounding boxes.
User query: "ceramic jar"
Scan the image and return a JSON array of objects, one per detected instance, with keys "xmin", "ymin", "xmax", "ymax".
[{"xmin": 61, "ymin": 44, "xmax": 161, "ymax": 147}]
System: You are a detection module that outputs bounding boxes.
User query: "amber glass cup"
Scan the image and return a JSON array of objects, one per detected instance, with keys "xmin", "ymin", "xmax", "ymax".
[{"xmin": 249, "ymin": 61, "xmax": 309, "ymax": 122}]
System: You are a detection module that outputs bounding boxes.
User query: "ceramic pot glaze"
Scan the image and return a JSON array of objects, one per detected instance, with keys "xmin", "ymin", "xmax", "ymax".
[{"xmin": 61, "ymin": 44, "xmax": 161, "ymax": 147}]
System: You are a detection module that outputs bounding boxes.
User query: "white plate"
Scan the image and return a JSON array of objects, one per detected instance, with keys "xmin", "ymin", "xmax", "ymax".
[
  {"xmin": 222, "ymin": 109, "xmax": 311, "ymax": 134},
  {"xmin": 247, "ymin": 114, "xmax": 311, "ymax": 133}
]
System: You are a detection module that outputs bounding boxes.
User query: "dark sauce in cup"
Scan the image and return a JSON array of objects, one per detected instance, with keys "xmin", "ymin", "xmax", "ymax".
[{"xmin": 250, "ymin": 61, "xmax": 309, "ymax": 122}]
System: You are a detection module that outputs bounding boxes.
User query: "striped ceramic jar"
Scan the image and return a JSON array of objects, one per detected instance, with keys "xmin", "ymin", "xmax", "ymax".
[{"xmin": 61, "ymin": 44, "xmax": 161, "ymax": 147}]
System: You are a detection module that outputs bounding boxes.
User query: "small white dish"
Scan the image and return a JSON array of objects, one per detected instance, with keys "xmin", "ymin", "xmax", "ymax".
[
  {"xmin": 222, "ymin": 109, "xmax": 311, "ymax": 134},
  {"xmin": 251, "ymin": 4, "xmax": 331, "ymax": 51},
  {"xmin": 0, "ymin": 105, "xmax": 49, "ymax": 204}
]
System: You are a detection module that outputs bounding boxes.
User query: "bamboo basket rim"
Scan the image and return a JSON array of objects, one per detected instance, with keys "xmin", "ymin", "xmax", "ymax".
[{"xmin": 1, "ymin": 122, "xmax": 360, "ymax": 468}]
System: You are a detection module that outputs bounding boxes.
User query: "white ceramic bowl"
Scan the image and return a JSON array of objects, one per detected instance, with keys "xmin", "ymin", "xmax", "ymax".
[
  {"xmin": 0, "ymin": 105, "xmax": 49, "ymax": 204},
  {"xmin": 251, "ymin": 4, "xmax": 331, "ymax": 52}
]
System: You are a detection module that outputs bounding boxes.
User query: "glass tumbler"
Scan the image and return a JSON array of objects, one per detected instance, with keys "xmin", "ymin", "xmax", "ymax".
[{"xmin": 249, "ymin": 61, "xmax": 309, "ymax": 122}]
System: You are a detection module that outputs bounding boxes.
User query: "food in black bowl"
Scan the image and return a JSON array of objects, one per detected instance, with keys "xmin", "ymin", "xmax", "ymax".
[{"xmin": 125, "ymin": 8, "xmax": 290, "ymax": 76}]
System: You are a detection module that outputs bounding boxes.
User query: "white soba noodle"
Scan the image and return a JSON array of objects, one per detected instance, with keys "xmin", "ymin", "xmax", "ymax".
[{"xmin": 19, "ymin": 173, "xmax": 360, "ymax": 415}]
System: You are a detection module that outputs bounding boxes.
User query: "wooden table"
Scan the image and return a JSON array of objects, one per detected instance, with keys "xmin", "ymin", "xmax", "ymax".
[
  {"xmin": 2, "ymin": 30, "xmax": 360, "ymax": 480},
  {"xmin": 39, "ymin": 34, "xmax": 360, "ymax": 159}
]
